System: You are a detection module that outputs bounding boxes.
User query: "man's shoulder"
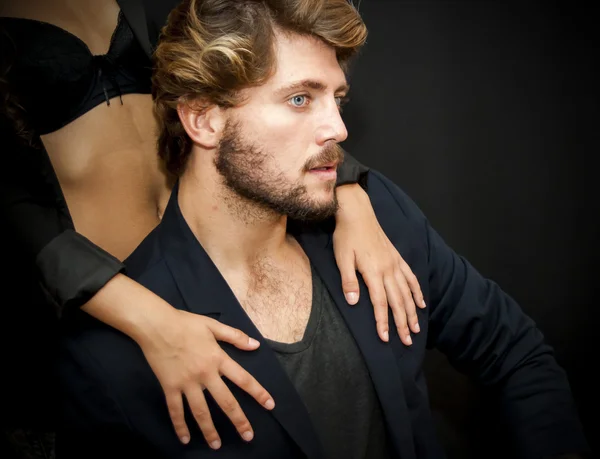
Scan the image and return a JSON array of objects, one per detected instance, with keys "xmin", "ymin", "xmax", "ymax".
[
  {"xmin": 359, "ymin": 170, "xmax": 431, "ymax": 263},
  {"xmin": 365, "ymin": 169, "xmax": 427, "ymax": 226},
  {"xmin": 125, "ymin": 225, "xmax": 166, "ymax": 279},
  {"xmin": 123, "ymin": 225, "xmax": 180, "ymax": 302}
]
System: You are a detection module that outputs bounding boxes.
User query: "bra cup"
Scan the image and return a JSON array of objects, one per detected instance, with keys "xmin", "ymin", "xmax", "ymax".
[{"xmin": 0, "ymin": 13, "xmax": 152, "ymax": 135}]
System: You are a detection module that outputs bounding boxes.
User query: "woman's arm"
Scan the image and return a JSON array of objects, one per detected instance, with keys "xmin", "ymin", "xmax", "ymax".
[
  {"xmin": 0, "ymin": 131, "xmax": 272, "ymax": 448},
  {"xmin": 334, "ymin": 151, "xmax": 425, "ymax": 346},
  {"xmin": 335, "ymin": 183, "xmax": 425, "ymax": 346}
]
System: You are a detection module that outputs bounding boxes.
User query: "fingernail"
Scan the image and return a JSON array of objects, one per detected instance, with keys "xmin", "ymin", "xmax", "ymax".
[
  {"xmin": 414, "ymin": 323, "xmax": 420, "ymax": 333},
  {"xmin": 406, "ymin": 335, "xmax": 413, "ymax": 345},
  {"xmin": 181, "ymin": 436, "xmax": 190, "ymax": 444},
  {"xmin": 422, "ymin": 299, "xmax": 427, "ymax": 308},
  {"xmin": 264, "ymin": 398, "xmax": 275, "ymax": 410},
  {"xmin": 345, "ymin": 292, "xmax": 359, "ymax": 304},
  {"xmin": 249, "ymin": 337, "xmax": 260, "ymax": 347},
  {"xmin": 242, "ymin": 431, "xmax": 253, "ymax": 441},
  {"xmin": 382, "ymin": 330, "xmax": 389, "ymax": 342},
  {"xmin": 210, "ymin": 440, "xmax": 221, "ymax": 450}
]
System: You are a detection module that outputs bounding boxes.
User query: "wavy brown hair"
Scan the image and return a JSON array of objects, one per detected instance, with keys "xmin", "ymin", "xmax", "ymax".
[{"xmin": 152, "ymin": 0, "xmax": 367, "ymax": 176}]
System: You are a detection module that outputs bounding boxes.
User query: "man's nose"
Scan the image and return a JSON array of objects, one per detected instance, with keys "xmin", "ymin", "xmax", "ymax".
[{"xmin": 315, "ymin": 102, "xmax": 348, "ymax": 145}]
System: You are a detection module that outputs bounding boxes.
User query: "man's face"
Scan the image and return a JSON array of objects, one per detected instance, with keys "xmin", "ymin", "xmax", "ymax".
[{"xmin": 215, "ymin": 30, "xmax": 349, "ymax": 222}]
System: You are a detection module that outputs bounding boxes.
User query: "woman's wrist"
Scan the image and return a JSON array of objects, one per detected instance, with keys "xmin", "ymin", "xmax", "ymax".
[
  {"xmin": 80, "ymin": 273, "xmax": 177, "ymax": 345},
  {"xmin": 335, "ymin": 182, "xmax": 372, "ymax": 222}
]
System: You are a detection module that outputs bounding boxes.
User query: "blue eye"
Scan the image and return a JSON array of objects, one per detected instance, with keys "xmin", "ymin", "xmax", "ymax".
[{"xmin": 290, "ymin": 95, "xmax": 308, "ymax": 107}]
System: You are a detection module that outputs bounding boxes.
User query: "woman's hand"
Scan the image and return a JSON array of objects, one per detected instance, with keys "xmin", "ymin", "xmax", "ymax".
[
  {"xmin": 82, "ymin": 274, "xmax": 274, "ymax": 450},
  {"xmin": 138, "ymin": 310, "xmax": 275, "ymax": 449},
  {"xmin": 334, "ymin": 184, "xmax": 426, "ymax": 346}
]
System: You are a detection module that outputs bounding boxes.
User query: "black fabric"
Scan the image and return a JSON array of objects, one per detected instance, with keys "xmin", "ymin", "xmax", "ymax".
[
  {"xmin": 336, "ymin": 149, "xmax": 369, "ymax": 189},
  {"xmin": 140, "ymin": 0, "xmax": 182, "ymax": 52},
  {"xmin": 36, "ymin": 230, "xmax": 125, "ymax": 313},
  {"xmin": 0, "ymin": 10, "xmax": 152, "ymax": 135},
  {"xmin": 268, "ymin": 266, "xmax": 390, "ymax": 459},
  {"xmin": 1, "ymin": 235, "xmax": 60, "ymax": 430},
  {"xmin": 0, "ymin": 125, "xmax": 73, "ymax": 262},
  {"xmin": 117, "ymin": 0, "xmax": 152, "ymax": 57}
]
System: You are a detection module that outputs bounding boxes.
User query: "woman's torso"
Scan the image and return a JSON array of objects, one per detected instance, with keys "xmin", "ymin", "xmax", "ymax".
[{"xmin": 1, "ymin": 0, "xmax": 172, "ymax": 260}]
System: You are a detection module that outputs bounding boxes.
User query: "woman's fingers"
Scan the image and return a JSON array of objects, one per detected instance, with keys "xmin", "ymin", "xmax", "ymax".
[{"xmin": 183, "ymin": 384, "xmax": 222, "ymax": 449}]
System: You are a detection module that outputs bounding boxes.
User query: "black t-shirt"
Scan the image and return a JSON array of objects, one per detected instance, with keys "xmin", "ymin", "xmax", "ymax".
[{"xmin": 267, "ymin": 266, "xmax": 391, "ymax": 459}]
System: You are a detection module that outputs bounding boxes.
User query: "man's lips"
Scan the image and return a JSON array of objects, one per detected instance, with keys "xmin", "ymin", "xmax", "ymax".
[
  {"xmin": 308, "ymin": 162, "xmax": 338, "ymax": 181},
  {"xmin": 309, "ymin": 162, "xmax": 338, "ymax": 171}
]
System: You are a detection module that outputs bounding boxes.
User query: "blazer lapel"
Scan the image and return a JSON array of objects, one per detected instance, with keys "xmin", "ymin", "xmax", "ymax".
[
  {"xmin": 295, "ymin": 225, "xmax": 417, "ymax": 459},
  {"xmin": 157, "ymin": 186, "xmax": 324, "ymax": 459},
  {"xmin": 117, "ymin": 0, "xmax": 153, "ymax": 57}
]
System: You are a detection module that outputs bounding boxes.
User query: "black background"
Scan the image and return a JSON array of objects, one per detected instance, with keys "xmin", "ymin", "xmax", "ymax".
[
  {"xmin": 1, "ymin": 0, "xmax": 598, "ymax": 457},
  {"xmin": 342, "ymin": 1, "xmax": 598, "ymax": 457}
]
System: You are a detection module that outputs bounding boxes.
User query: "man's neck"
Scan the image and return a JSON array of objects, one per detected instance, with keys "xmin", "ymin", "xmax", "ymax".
[
  {"xmin": 177, "ymin": 158, "xmax": 290, "ymax": 276},
  {"xmin": 177, "ymin": 154, "xmax": 314, "ymax": 343}
]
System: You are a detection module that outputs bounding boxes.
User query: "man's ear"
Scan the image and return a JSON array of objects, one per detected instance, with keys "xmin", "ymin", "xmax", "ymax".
[{"xmin": 177, "ymin": 100, "xmax": 226, "ymax": 149}]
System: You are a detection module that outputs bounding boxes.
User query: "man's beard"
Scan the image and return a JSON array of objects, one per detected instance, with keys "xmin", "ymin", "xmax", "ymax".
[{"xmin": 214, "ymin": 120, "xmax": 343, "ymax": 222}]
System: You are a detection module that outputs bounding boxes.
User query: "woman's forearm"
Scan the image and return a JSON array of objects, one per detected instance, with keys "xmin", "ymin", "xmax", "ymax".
[{"xmin": 80, "ymin": 273, "xmax": 176, "ymax": 345}]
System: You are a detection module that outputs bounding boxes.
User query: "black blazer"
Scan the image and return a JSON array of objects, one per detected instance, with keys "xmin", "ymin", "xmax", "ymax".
[{"xmin": 56, "ymin": 170, "xmax": 589, "ymax": 459}]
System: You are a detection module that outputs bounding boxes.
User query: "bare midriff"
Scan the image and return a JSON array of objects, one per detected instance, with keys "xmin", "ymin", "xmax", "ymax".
[
  {"xmin": 41, "ymin": 94, "xmax": 173, "ymax": 261},
  {"xmin": 2, "ymin": 1, "xmax": 173, "ymax": 261}
]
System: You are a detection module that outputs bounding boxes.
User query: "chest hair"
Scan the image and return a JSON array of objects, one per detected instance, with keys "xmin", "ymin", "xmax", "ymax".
[{"xmin": 239, "ymin": 256, "xmax": 313, "ymax": 343}]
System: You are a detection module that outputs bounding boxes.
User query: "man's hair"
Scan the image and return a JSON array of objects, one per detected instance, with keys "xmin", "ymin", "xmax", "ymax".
[{"xmin": 152, "ymin": 0, "xmax": 367, "ymax": 176}]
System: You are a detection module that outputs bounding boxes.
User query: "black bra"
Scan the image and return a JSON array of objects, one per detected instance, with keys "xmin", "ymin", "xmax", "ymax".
[{"xmin": 0, "ymin": 11, "xmax": 152, "ymax": 135}]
